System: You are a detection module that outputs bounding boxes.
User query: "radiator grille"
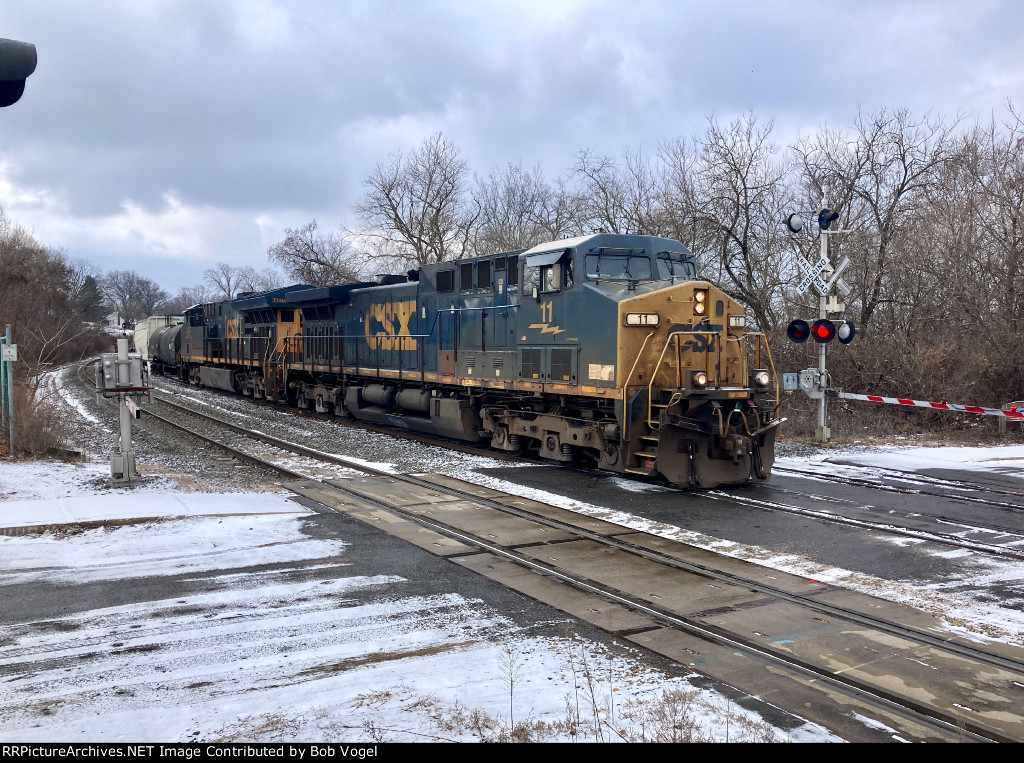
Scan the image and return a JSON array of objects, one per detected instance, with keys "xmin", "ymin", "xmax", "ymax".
[
  {"xmin": 550, "ymin": 348, "xmax": 572, "ymax": 381},
  {"xmin": 520, "ymin": 349, "xmax": 541, "ymax": 379}
]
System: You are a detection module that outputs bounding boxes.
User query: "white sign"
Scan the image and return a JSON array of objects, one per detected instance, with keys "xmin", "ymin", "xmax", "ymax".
[
  {"xmin": 1, "ymin": 345, "xmax": 16, "ymax": 362},
  {"xmin": 795, "ymin": 255, "xmax": 832, "ymax": 295},
  {"xmin": 824, "ymin": 256, "xmax": 850, "ymax": 291},
  {"xmin": 794, "ymin": 253, "xmax": 851, "ymax": 297},
  {"xmin": 125, "ymin": 397, "xmax": 140, "ymax": 418},
  {"xmin": 796, "ymin": 272, "xmax": 817, "ymax": 294}
]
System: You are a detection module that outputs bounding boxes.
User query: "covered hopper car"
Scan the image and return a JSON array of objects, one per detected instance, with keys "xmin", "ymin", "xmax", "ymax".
[{"xmin": 172, "ymin": 233, "xmax": 782, "ymax": 488}]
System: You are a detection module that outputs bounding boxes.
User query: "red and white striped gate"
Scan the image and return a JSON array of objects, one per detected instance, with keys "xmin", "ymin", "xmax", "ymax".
[{"xmin": 834, "ymin": 392, "xmax": 1024, "ymax": 419}]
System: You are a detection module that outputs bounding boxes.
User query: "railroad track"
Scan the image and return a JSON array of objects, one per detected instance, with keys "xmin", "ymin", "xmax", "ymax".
[
  {"xmin": 149, "ymin": 375, "xmax": 1024, "ymax": 563},
  {"xmin": 774, "ymin": 463, "xmax": 1024, "ymax": 509},
  {"xmin": 149, "ymin": 374, "xmax": 539, "ymax": 465},
  {"xmin": 707, "ymin": 485, "xmax": 1024, "ymax": 562},
  {"xmin": 139, "ymin": 389, "xmax": 1024, "ymax": 743}
]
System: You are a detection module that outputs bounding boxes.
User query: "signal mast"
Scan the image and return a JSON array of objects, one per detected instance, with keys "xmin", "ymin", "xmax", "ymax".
[{"xmin": 784, "ymin": 195, "xmax": 856, "ymax": 444}]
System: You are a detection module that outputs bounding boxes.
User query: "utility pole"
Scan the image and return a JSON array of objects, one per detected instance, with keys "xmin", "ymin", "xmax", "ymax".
[{"xmin": 1, "ymin": 324, "xmax": 15, "ymax": 452}]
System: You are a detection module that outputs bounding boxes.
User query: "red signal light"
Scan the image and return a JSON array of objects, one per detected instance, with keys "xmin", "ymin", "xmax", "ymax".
[
  {"xmin": 810, "ymin": 319, "xmax": 836, "ymax": 343},
  {"xmin": 786, "ymin": 319, "xmax": 810, "ymax": 343}
]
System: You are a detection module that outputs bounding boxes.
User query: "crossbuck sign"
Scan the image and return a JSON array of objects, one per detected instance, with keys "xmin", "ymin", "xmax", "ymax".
[{"xmin": 796, "ymin": 254, "xmax": 853, "ymax": 297}]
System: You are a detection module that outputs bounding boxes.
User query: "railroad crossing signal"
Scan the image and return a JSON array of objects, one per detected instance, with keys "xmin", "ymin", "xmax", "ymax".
[
  {"xmin": 787, "ymin": 319, "xmax": 810, "ymax": 343},
  {"xmin": 818, "ymin": 208, "xmax": 839, "ymax": 230},
  {"xmin": 0, "ymin": 38, "xmax": 37, "ymax": 108},
  {"xmin": 786, "ymin": 318, "xmax": 857, "ymax": 345},
  {"xmin": 836, "ymin": 320, "xmax": 857, "ymax": 344},
  {"xmin": 784, "ymin": 198, "xmax": 857, "ymax": 444}
]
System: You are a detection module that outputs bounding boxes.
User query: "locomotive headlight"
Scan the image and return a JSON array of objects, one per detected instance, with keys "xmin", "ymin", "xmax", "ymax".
[
  {"xmin": 692, "ymin": 370, "xmax": 708, "ymax": 388},
  {"xmin": 729, "ymin": 315, "xmax": 746, "ymax": 328},
  {"xmin": 625, "ymin": 312, "xmax": 660, "ymax": 326},
  {"xmin": 693, "ymin": 289, "xmax": 707, "ymax": 315},
  {"xmin": 753, "ymin": 370, "xmax": 771, "ymax": 388}
]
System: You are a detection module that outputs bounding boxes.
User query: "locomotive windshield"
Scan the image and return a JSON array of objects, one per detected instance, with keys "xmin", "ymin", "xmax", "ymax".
[
  {"xmin": 585, "ymin": 250, "xmax": 696, "ymax": 283},
  {"xmin": 655, "ymin": 251, "xmax": 698, "ymax": 282},
  {"xmin": 585, "ymin": 253, "xmax": 652, "ymax": 282}
]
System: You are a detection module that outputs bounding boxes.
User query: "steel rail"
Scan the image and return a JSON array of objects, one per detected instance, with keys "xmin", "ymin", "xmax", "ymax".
[
  {"xmin": 142, "ymin": 390, "xmax": 1022, "ymax": 742},
  {"xmin": 152, "ymin": 392, "xmax": 1024, "ymax": 677}
]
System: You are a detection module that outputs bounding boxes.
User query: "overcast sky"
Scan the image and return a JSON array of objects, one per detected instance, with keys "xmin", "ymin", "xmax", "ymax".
[{"xmin": 1, "ymin": 0, "xmax": 1022, "ymax": 295}]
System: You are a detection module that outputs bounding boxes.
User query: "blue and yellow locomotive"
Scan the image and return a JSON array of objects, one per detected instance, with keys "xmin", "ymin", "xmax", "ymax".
[{"xmin": 176, "ymin": 233, "xmax": 782, "ymax": 488}]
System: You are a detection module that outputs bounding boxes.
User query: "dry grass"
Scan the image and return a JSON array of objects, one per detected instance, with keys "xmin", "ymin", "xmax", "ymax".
[
  {"xmin": 2, "ymin": 383, "xmax": 82, "ymax": 460},
  {"xmin": 206, "ymin": 635, "xmax": 789, "ymax": 743}
]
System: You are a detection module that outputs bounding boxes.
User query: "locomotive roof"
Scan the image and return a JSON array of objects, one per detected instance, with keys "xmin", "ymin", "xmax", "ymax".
[
  {"xmin": 520, "ymin": 232, "xmax": 696, "ymax": 258},
  {"xmin": 285, "ymin": 282, "xmax": 378, "ymax": 304},
  {"xmin": 231, "ymin": 284, "xmax": 313, "ymax": 310}
]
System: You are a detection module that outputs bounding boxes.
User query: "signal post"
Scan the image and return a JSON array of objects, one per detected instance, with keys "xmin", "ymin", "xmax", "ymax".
[
  {"xmin": 95, "ymin": 337, "xmax": 152, "ymax": 483},
  {"xmin": 785, "ymin": 203, "xmax": 856, "ymax": 444}
]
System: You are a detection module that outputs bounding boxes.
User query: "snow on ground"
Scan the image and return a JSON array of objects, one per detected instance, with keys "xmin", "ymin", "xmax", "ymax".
[
  {"xmin": 5, "ymin": 367, "xmax": 1019, "ymax": 741},
  {"xmin": 38, "ymin": 367, "xmax": 100, "ymax": 425},
  {"xmin": 791, "ymin": 443, "xmax": 1024, "ymax": 483},
  {"xmin": 0, "ymin": 458, "xmax": 839, "ymax": 743},
  {"xmin": 0, "ymin": 461, "xmax": 306, "ymax": 529}
]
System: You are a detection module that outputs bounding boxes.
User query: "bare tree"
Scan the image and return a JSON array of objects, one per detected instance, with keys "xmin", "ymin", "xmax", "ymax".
[
  {"xmin": 267, "ymin": 220, "xmax": 362, "ymax": 286},
  {"xmin": 659, "ymin": 113, "xmax": 794, "ymax": 332},
  {"xmin": 572, "ymin": 147, "xmax": 668, "ymax": 236},
  {"xmin": 472, "ymin": 162, "xmax": 556, "ymax": 253},
  {"xmin": 793, "ymin": 108, "xmax": 959, "ymax": 334},
  {"xmin": 101, "ymin": 270, "xmax": 170, "ymax": 323},
  {"xmin": 353, "ymin": 131, "xmax": 478, "ymax": 266},
  {"xmin": 235, "ymin": 265, "xmax": 285, "ymax": 294},
  {"xmin": 533, "ymin": 174, "xmax": 589, "ymax": 242},
  {"xmin": 203, "ymin": 261, "xmax": 241, "ymax": 300},
  {"xmin": 0, "ymin": 215, "xmax": 106, "ymax": 390},
  {"xmin": 970, "ymin": 105, "xmax": 1024, "ymax": 335},
  {"xmin": 160, "ymin": 284, "xmax": 219, "ymax": 314}
]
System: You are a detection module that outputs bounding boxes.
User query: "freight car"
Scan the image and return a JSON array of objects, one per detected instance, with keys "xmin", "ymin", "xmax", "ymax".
[
  {"xmin": 177, "ymin": 233, "xmax": 782, "ymax": 488},
  {"xmin": 148, "ymin": 321, "xmax": 184, "ymax": 375}
]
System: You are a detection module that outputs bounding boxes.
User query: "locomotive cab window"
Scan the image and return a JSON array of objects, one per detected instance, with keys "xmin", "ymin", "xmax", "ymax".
[
  {"xmin": 541, "ymin": 263, "xmax": 562, "ymax": 293},
  {"xmin": 585, "ymin": 253, "xmax": 652, "ymax": 282},
  {"xmin": 655, "ymin": 251, "xmax": 698, "ymax": 282},
  {"xmin": 523, "ymin": 250, "xmax": 572, "ymax": 297}
]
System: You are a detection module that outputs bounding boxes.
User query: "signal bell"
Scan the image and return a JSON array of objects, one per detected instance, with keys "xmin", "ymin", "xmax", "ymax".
[{"xmin": 786, "ymin": 319, "xmax": 810, "ymax": 343}]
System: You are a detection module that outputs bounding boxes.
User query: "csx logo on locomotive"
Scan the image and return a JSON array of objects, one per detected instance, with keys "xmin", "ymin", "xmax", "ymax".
[
  {"xmin": 364, "ymin": 300, "xmax": 418, "ymax": 350},
  {"xmin": 674, "ymin": 323, "xmax": 723, "ymax": 353}
]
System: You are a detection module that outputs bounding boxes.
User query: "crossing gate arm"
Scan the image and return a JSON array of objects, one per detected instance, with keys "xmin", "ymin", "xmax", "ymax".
[{"xmin": 833, "ymin": 391, "xmax": 1024, "ymax": 419}]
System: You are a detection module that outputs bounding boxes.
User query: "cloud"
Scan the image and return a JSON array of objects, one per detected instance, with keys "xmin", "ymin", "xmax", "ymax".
[{"xmin": 0, "ymin": 0, "xmax": 1021, "ymax": 293}]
